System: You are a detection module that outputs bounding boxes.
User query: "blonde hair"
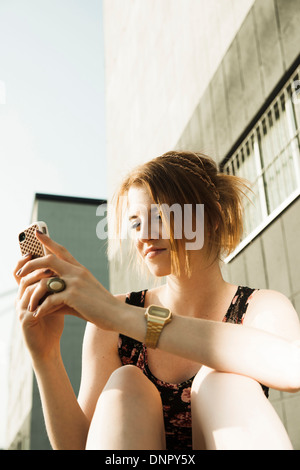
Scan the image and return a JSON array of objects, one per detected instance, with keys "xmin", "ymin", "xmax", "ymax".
[{"xmin": 108, "ymin": 150, "xmax": 250, "ymax": 276}]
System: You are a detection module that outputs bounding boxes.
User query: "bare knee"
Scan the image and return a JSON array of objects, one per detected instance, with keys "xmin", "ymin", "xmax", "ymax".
[
  {"xmin": 88, "ymin": 365, "xmax": 165, "ymax": 450},
  {"xmin": 105, "ymin": 364, "xmax": 143, "ymax": 390},
  {"xmin": 191, "ymin": 368, "xmax": 292, "ymax": 450},
  {"xmin": 104, "ymin": 365, "xmax": 161, "ymax": 402},
  {"xmin": 100, "ymin": 365, "xmax": 164, "ymax": 425},
  {"xmin": 191, "ymin": 368, "xmax": 265, "ymax": 418},
  {"xmin": 191, "ymin": 366, "xmax": 214, "ymax": 396},
  {"xmin": 191, "ymin": 367, "xmax": 262, "ymax": 400},
  {"xmin": 191, "ymin": 368, "xmax": 260, "ymax": 449}
]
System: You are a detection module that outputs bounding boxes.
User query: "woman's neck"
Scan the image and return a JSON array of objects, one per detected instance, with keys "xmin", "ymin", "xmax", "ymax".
[{"xmin": 160, "ymin": 259, "xmax": 235, "ymax": 320}]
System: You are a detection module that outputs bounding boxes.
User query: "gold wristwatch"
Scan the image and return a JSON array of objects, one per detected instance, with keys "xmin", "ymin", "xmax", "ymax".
[{"xmin": 144, "ymin": 305, "xmax": 172, "ymax": 349}]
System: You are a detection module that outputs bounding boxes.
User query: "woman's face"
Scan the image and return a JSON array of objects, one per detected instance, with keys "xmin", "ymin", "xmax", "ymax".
[{"xmin": 127, "ymin": 185, "xmax": 172, "ymax": 277}]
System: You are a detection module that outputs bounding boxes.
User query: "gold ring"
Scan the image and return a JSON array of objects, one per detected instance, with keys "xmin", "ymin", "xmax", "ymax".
[{"xmin": 46, "ymin": 277, "xmax": 66, "ymax": 293}]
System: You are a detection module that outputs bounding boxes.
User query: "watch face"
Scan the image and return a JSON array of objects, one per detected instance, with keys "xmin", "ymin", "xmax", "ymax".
[{"xmin": 148, "ymin": 305, "xmax": 170, "ymax": 318}]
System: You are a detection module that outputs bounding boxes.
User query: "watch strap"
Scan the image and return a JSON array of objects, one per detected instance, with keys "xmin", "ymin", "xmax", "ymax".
[{"xmin": 144, "ymin": 318, "xmax": 165, "ymax": 349}]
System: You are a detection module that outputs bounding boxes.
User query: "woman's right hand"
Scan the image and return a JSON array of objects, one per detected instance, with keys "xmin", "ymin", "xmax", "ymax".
[{"xmin": 13, "ymin": 254, "xmax": 65, "ymax": 363}]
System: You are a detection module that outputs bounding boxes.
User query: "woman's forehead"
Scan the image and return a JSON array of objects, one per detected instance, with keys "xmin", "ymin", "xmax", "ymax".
[{"xmin": 127, "ymin": 185, "xmax": 154, "ymax": 207}]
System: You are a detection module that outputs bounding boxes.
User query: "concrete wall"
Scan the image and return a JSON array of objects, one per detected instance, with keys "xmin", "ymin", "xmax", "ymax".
[
  {"xmin": 176, "ymin": 0, "xmax": 300, "ymax": 163},
  {"xmin": 103, "ymin": 0, "xmax": 256, "ymax": 198}
]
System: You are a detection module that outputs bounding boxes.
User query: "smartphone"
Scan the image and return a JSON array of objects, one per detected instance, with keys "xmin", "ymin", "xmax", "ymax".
[{"xmin": 18, "ymin": 221, "xmax": 49, "ymax": 258}]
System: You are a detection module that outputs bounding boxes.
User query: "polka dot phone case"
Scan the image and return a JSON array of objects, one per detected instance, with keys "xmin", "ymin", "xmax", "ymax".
[{"xmin": 18, "ymin": 221, "xmax": 49, "ymax": 258}]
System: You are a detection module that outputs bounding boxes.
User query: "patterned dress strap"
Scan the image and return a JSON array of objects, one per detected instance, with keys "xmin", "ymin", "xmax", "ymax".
[
  {"xmin": 125, "ymin": 290, "xmax": 147, "ymax": 307},
  {"xmin": 223, "ymin": 286, "xmax": 257, "ymax": 324}
]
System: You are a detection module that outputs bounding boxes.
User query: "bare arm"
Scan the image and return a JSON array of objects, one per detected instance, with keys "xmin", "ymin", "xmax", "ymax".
[
  {"xmin": 32, "ymin": 323, "xmax": 121, "ymax": 450},
  {"xmin": 17, "ymin": 234, "xmax": 300, "ymax": 406},
  {"xmin": 77, "ymin": 322, "xmax": 122, "ymax": 422},
  {"xmin": 32, "ymin": 352, "xmax": 90, "ymax": 450},
  {"xmin": 14, "ymin": 239, "xmax": 123, "ymax": 450},
  {"xmin": 113, "ymin": 290, "xmax": 300, "ymax": 392}
]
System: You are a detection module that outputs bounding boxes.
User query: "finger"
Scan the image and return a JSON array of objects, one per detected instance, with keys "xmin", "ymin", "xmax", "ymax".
[
  {"xmin": 18, "ymin": 269, "xmax": 54, "ymax": 301},
  {"xmin": 16, "ymin": 283, "xmax": 44, "ymax": 326},
  {"xmin": 33, "ymin": 291, "xmax": 66, "ymax": 319},
  {"xmin": 28, "ymin": 278, "xmax": 51, "ymax": 312},
  {"xmin": 13, "ymin": 253, "xmax": 32, "ymax": 283},
  {"xmin": 16, "ymin": 253, "xmax": 64, "ymax": 278},
  {"xmin": 35, "ymin": 231, "xmax": 81, "ymax": 266},
  {"xmin": 18, "ymin": 282, "xmax": 36, "ymax": 311},
  {"xmin": 33, "ymin": 290, "xmax": 83, "ymax": 320}
]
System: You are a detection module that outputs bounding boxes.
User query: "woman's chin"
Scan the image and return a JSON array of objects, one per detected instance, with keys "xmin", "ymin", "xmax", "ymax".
[{"xmin": 146, "ymin": 264, "xmax": 171, "ymax": 278}]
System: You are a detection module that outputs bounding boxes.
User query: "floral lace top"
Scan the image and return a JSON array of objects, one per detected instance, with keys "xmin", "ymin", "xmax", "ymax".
[{"xmin": 118, "ymin": 286, "xmax": 269, "ymax": 450}]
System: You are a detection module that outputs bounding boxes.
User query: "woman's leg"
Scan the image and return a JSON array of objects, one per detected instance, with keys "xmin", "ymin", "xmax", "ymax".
[
  {"xmin": 85, "ymin": 365, "xmax": 166, "ymax": 450},
  {"xmin": 191, "ymin": 367, "xmax": 293, "ymax": 450}
]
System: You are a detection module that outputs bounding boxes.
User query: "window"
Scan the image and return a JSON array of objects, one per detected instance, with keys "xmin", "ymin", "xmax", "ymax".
[{"xmin": 222, "ymin": 65, "xmax": 300, "ymax": 261}]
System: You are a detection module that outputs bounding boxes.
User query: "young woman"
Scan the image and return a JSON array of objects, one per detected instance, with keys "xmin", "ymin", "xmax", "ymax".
[{"xmin": 14, "ymin": 151, "xmax": 300, "ymax": 450}]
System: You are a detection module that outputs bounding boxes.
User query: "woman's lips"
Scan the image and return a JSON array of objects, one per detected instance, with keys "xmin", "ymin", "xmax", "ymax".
[{"xmin": 144, "ymin": 247, "xmax": 167, "ymax": 259}]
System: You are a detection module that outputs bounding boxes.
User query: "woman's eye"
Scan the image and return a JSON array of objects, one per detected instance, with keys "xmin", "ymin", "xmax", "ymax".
[
  {"xmin": 130, "ymin": 221, "xmax": 140, "ymax": 230},
  {"xmin": 152, "ymin": 212, "xmax": 162, "ymax": 222}
]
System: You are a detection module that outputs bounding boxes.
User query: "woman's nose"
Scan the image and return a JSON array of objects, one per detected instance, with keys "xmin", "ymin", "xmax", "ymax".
[
  {"xmin": 138, "ymin": 219, "xmax": 160, "ymax": 241},
  {"xmin": 138, "ymin": 221, "xmax": 152, "ymax": 241}
]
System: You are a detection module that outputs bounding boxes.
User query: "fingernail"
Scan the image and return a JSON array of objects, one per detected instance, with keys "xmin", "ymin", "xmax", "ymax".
[
  {"xmin": 44, "ymin": 269, "xmax": 52, "ymax": 275},
  {"xmin": 28, "ymin": 303, "xmax": 31, "ymax": 312},
  {"xmin": 16, "ymin": 269, "xmax": 22, "ymax": 276},
  {"xmin": 23, "ymin": 253, "xmax": 31, "ymax": 258},
  {"xmin": 33, "ymin": 309, "xmax": 39, "ymax": 317}
]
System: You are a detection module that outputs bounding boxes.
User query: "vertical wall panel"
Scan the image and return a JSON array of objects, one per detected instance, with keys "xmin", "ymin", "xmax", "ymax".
[
  {"xmin": 210, "ymin": 66, "xmax": 231, "ymax": 159},
  {"xmin": 281, "ymin": 198, "xmax": 300, "ymax": 298},
  {"xmin": 254, "ymin": 0, "xmax": 284, "ymax": 94},
  {"xmin": 261, "ymin": 218, "xmax": 292, "ymax": 297},
  {"xmin": 237, "ymin": 9, "xmax": 264, "ymax": 123},
  {"xmin": 276, "ymin": 0, "xmax": 300, "ymax": 69}
]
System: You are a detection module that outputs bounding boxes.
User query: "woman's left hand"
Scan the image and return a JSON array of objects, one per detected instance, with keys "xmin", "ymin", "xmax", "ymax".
[{"xmin": 16, "ymin": 230, "xmax": 119, "ymax": 330}]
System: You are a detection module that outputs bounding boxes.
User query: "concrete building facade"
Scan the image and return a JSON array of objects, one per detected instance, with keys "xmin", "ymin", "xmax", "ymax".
[{"xmin": 103, "ymin": 0, "xmax": 300, "ymax": 448}]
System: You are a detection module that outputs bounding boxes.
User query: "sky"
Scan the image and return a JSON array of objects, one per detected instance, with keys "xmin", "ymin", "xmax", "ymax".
[{"xmin": 0, "ymin": 0, "xmax": 106, "ymax": 447}]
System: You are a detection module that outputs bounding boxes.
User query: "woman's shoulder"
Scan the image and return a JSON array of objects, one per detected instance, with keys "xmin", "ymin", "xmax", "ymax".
[
  {"xmin": 114, "ymin": 293, "xmax": 128, "ymax": 303},
  {"xmin": 247, "ymin": 288, "xmax": 295, "ymax": 310},
  {"xmin": 115, "ymin": 284, "xmax": 166, "ymax": 307},
  {"xmin": 243, "ymin": 288, "xmax": 300, "ymax": 341}
]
